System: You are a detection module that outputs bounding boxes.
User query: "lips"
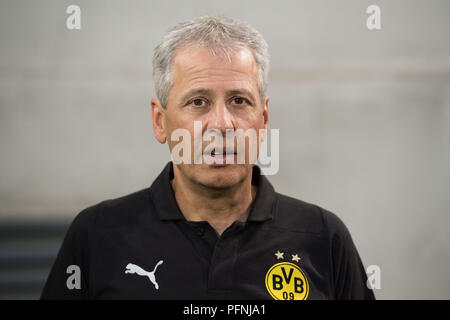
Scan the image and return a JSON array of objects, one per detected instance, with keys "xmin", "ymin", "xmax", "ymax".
[
  {"xmin": 203, "ymin": 146, "xmax": 236, "ymax": 156},
  {"xmin": 202, "ymin": 147, "xmax": 238, "ymax": 166},
  {"xmin": 210, "ymin": 149, "xmax": 237, "ymax": 156}
]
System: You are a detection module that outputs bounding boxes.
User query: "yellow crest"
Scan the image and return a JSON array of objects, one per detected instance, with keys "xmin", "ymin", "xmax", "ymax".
[{"xmin": 265, "ymin": 262, "xmax": 309, "ymax": 300}]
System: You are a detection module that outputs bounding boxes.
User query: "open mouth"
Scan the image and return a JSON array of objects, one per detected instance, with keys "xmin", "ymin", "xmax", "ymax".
[
  {"xmin": 203, "ymin": 146, "xmax": 237, "ymax": 156},
  {"xmin": 202, "ymin": 148, "xmax": 238, "ymax": 165},
  {"xmin": 210, "ymin": 150, "xmax": 237, "ymax": 156}
]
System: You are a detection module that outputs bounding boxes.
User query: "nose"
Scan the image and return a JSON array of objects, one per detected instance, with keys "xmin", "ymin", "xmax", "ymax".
[{"xmin": 208, "ymin": 101, "xmax": 235, "ymax": 133}]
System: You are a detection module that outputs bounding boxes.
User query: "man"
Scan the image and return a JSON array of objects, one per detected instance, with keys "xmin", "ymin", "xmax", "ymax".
[{"xmin": 41, "ymin": 16, "xmax": 375, "ymax": 300}]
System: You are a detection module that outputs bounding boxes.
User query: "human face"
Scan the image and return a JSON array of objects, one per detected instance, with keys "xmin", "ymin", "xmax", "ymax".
[{"xmin": 151, "ymin": 45, "xmax": 269, "ymax": 189}]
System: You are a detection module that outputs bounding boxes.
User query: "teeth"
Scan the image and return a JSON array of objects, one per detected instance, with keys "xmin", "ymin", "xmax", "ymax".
[
  {"xmin": 208, "ymin": 150, "xmax": 236, "ymax": 156},
  {"xmin": 210, "ymin": 152, "xmax": 231, "ymax": 156}
]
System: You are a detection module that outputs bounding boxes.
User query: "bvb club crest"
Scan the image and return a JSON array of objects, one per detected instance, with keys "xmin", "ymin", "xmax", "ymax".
[{"xmin": 265, "ymin": 250, "xmax": 309, "ymax": 300}]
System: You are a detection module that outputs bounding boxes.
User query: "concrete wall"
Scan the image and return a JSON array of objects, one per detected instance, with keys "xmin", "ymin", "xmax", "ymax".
[{"xmin": 1, "ymin": 0, "xmax": 449, "ymax": 299}]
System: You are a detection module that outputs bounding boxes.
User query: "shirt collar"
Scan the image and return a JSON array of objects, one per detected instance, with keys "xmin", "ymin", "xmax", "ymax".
[{"xmin": 149, "ymin": 162, "xmax": 276, "ymax": 222}]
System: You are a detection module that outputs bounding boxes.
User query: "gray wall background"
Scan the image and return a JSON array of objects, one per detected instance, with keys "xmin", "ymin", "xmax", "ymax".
[{"xmin": 1, "ymin": 0, "xmax": 449, "ymax": 299}]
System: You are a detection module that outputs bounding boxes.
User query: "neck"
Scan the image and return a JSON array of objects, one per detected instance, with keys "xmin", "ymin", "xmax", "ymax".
[{"xmin": 170, "ymin": 167, "xmax": 256, "ymax": 236}]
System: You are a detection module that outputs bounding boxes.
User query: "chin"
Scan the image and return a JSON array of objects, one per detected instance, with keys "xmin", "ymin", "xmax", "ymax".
[{"xmin": 196, "ymin": 164, "xmax": 249, "ymax": 189}]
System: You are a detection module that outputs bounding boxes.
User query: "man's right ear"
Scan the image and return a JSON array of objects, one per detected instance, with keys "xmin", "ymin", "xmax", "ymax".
[{"xmin": 151, "ymin": 98, "xmax": 167, "ymax": 144}]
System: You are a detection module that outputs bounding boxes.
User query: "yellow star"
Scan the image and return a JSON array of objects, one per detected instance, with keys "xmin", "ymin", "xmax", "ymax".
[
  {"xmin": 275, "ymin": 250, "xmax": 284, "ymax": 259},
  {"xmin": 292, "ymin": 254, "xmax": 301, "ymax": 262}
]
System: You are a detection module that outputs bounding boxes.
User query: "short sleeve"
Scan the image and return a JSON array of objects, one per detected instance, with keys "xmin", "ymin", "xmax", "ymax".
[
  {"xmin": 40, "ymin": 206, "xmax": 97, "ymax": 300},
  {"xmin": 322, "ymin": 208, "xmax": 376, "ymax": 300}
]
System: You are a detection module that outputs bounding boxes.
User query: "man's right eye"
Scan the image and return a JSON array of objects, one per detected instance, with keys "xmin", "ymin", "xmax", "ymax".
[{"xmin": 190, "ymin": 98, "xmax": 207, "ymax": 107}]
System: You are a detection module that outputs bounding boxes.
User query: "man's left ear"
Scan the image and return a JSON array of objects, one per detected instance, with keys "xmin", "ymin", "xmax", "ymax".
[{"xmin": 261, "ymin": 96, "xmax": 269, "ymax": 142}]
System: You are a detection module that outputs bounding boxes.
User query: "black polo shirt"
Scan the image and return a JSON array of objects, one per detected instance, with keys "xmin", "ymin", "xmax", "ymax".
[{"xmin": 40, "ymin": 162, "xmax": 375, "ymax": 300}]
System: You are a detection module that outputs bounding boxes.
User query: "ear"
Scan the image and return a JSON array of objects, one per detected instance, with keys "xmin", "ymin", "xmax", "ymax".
[
  {"xmin": 151, "ymin": 98, "xmax": 167, "ymax": 144},
  {"xmin": 260, "ymin": 95, "xmax": 269, "ymax": 142}
]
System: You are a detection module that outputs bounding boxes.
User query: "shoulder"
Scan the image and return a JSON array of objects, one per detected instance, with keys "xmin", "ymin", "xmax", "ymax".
[
  {"xmin": 273, "ymin": 192, "xmax": 352, "ymax": 240},
  {"xmin": 68, "ymin": 187, "xmax": 153, "ymax": 232}
]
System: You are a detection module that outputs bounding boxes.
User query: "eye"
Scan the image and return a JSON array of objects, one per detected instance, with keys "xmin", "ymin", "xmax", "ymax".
[
  {"xmin": 232, "ymin": 97, "xmax": 248, "ymax": 105},
  {"xmin": 189, "ymin": 98, "xmax": 208, "ymax": 107}
]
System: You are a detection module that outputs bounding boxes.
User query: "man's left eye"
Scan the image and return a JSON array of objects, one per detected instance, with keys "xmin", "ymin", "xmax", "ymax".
[{"xmin": 233, "ymin": 97, "xmax": 246, "ymax": 105}]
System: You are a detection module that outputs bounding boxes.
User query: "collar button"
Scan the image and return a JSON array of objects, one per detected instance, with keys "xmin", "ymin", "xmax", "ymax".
[{"xmin": 196, "ymin": 227, "xmax": 204, "ymax": 237}]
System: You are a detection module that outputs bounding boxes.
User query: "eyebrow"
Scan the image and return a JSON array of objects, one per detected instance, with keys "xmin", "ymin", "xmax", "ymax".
[
  {"xmin": 179, "ymin": 88, "xmax": 256, "ymax": 104},
  {"xmin": 179, "ymin": 88, "xmax": 212, "ymax": 104}
]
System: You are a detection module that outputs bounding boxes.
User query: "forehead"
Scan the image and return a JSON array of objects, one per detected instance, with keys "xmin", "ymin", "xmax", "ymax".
[{"xmin": 171, "ymin": 45, "xmax": 258, "ymax": 92}]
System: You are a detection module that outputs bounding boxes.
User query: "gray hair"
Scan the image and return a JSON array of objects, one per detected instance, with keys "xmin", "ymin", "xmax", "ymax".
[{"xmin": 152, "ymin": 15, "xmax": 270, "ymax": 108}]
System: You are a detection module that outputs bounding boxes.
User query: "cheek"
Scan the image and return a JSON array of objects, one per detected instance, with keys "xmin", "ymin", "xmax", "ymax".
[
  {"xmin": 164, "ymin": 110, "xmax": 190, "ymax": 136},
  {"xmin": 235, "ymin": 108, "xmax": 265, "ymax": 130}
]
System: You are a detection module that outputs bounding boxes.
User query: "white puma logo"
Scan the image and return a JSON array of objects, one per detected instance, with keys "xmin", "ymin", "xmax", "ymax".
[{"xmin": 125, "ymin": 260, "xmax": 164, "ymax": 290}]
